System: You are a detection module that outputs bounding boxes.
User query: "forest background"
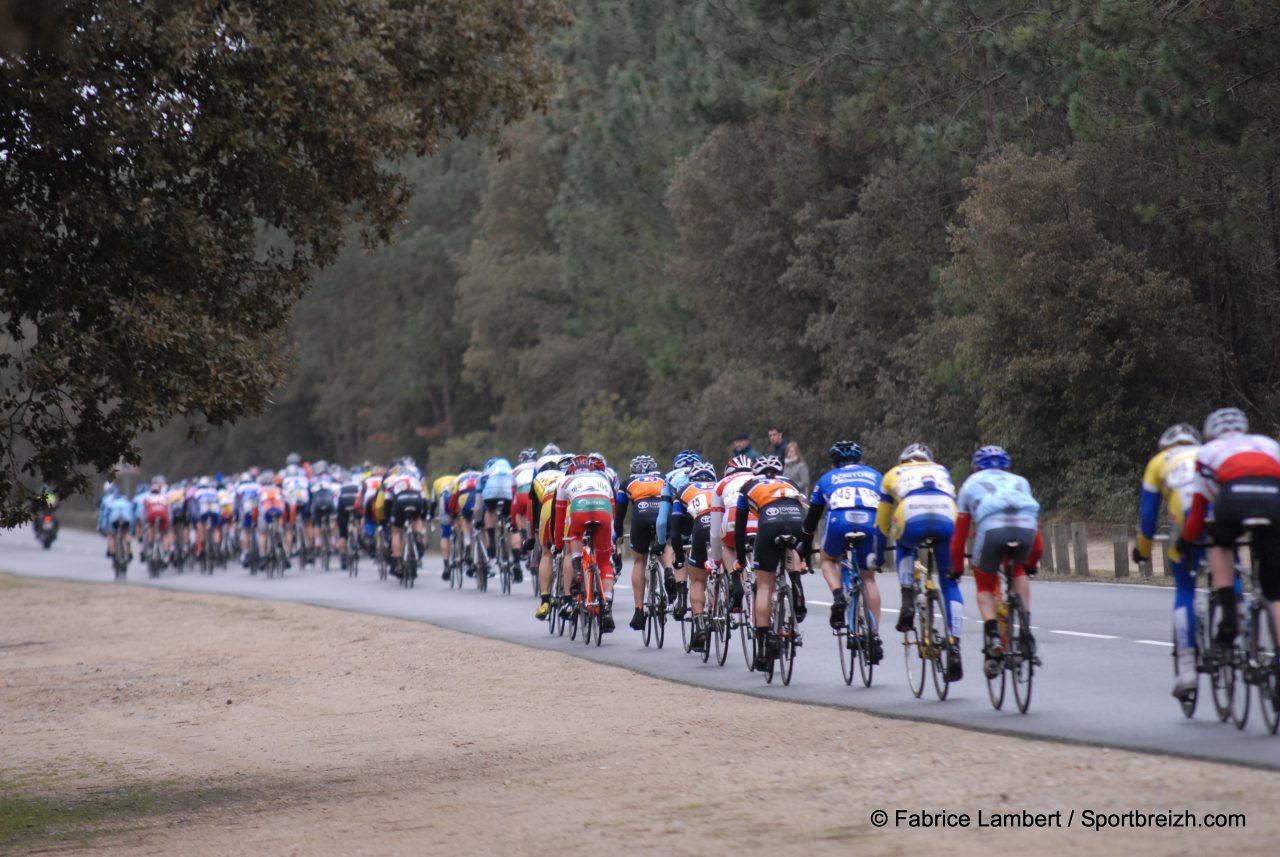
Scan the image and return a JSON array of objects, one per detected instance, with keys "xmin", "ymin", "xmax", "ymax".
[{"xmin": 140, "ymin": 0, "xmax": 1280, "ymax": 520}]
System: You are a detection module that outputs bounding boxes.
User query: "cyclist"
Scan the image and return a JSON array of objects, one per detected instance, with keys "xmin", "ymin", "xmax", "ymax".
[
  {"xmin": 615, "ymin": 454, "xmax": 666, "ymax": 631},
  {"xmin": 356, "ymin": 466, "xmax": 386, "ymax": 553},
  {"xmin": 1181, "ymin": 407, "xmax": 1280, "ymax": 655},
  {"xmin": 429, "ymin": 470, "xmax": 457, "ymax": 579},
  {"xmin": 799, "ymin": 441, "xmax": 886, "ymax": 663},
  {"xmin": 383, "ymin": 458, "xmax": 427, "ymax": 579},
  {"xmin": 97, "ymin": 483, "xmax": 135, "ymax": 562},
  {"xmin": 217, "ymin": 478, "xmax": 236, "ymax": 547},
  {"xmin": 528, "ymin": 453, "xmax": 569, "ymax": 619},
  {"xmin": 450, "ymin": 464, "xmax": 482, "ymax": 574},
  {"xmin": 658, "ymin": 450, "xmax": 702, "ymax": 619},
  {"xmin": 671, "ymin": 461, "xmax": 723, "ymax": 651},
  {"xmin": 734, "ymin": 455, "xmax": 808, "ymax": 672},
  {"xmin": 310, "ymin": 464, "xmax": 340, "ymax": 561},
  {"xmin": 555, "ymin": 453, "xmax": 617, "ymax": 632},
  {"xmin": 166, "ymin": 479, "xmax": 187, "ymax": 561},
  {"xmin": 477, "ymin": 456, "xmax": 518, "ymax": 582},
  {"xmin": 709, "ymin": 455, "xmax": 756, "ymax": 613},
  {"xmin": 192, "ymin": 476, "xmax": 222, "ymax": 561},
  {"xmin": 140, "ymin": 476, "xmax": 171, "ymax": 565},
  {"xmin": 234, "ymin": 470, "xmax": 261, "ymax": 565},
  {"xmin": 1134, "ymin": 423, "xmax": 1204, "ymax": 699},
  {"xmin": 258, "ymin": 471, "xmax": 288, "ymax": 567},
  {"xmin": 511, "ymin": 448, "xmax": 539, "ymax": 578},
  {"xmin": 877, "ymin": 443, "xmax": 964, "ymax": 681},
  {"xmin": 281, "ymin": 463, "xmax": 311, "ymax": 559},
  {"xmin": 336, "ymin": 468, "xmax": 362, "ymax": 570},
  {"xmin": 952, "ymin": 445, "xmax": 1042, "ymax": 676}
]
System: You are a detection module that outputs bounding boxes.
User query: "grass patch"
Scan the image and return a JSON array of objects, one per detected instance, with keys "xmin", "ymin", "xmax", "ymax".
[{"xmin": 0, "ymin": 778, "xmax": 244, "ymax": 851}]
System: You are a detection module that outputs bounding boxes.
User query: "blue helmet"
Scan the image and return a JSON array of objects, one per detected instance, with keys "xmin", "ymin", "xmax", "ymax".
[
  {"xmin": 828, "ymin": 440, "xmax": 863, "ymax": 465},
  {"xmin": 673, "ymin": 449, "xmax": 701, "ymax": 469},
  {"xmin": 972, "ymin": 445, "xmax": 1012, "ymax": 471}
]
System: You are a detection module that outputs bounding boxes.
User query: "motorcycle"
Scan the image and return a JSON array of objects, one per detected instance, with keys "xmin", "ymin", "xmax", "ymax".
[{"xmin": 34, "ymin": 513, "xmax": 59, "ymax": 549}]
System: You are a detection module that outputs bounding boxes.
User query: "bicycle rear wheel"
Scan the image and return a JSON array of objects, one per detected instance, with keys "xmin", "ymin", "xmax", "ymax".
[
  {"xmin": 1175, "ymin": 625, "xmax": 1197, "ymax": 719},
  {"xmin": 1010, "ymin": 600, "xmax": 1034, "ymax": 713},
  {"xmin": 904, "ymin": 592, "xmax": 925, "ymax": 698},
  {"xmin": 739, "ymin": 581, "xmax": 754, "ymax": 670},
  {"xmin": 776, "ymin": 587, "xmax": 797, "ymax": 686},
  {"xmin": 837, "ymin": 588, "xmax": 854, "ymax": 687},
  {"xmin": 1207, "ymin": 593, "xmax": 1233, "ymax": 721},
  {"xmin": 927, "ymin": 590, "xmax": 950, "ymax": 701},
  {"xmin": 499, "ymin": 538, "xmax": 512, "ymax": 595},
  {"xmin": 1255, "ymin": 606, "xmax": 1279, "ymax": 734},
  {"xmin": 854, "ymin": 586, "xmax": 875, "ymax": 688},
  {"xmin": 714, "ymin": 575, "xmax": 731, "ymax": 666},
  {"xmin": 642, "ymin": 572, "xmax": 655, "ymax": 648}
]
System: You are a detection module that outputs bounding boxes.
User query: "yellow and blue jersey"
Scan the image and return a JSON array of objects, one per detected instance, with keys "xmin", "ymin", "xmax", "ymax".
[
  {"xmin": 1137, "ymin": 444, "xmax": 1199, "ymax": 561},
  {"xmin": 876, "ymin": 461, "xmax": 956, "ymax": 541}
]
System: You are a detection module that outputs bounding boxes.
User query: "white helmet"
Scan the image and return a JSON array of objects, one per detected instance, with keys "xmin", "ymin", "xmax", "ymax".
[
  {"xmin": 899, "ymin": 443, "xmax": 933, "ymax": 463},
  {"xmin": 1203, "ymin": 408, "xmax": 1248, "ymax": 442},
  {"xmin": 1158, "ymin": 423, "xmax": 1201, "ymax": 450}
]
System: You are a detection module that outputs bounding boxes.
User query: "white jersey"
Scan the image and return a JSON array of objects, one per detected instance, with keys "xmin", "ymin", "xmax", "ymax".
[{"xmin": 1192, "ymin": 433, "xmax": 1280, "ymax": 502}]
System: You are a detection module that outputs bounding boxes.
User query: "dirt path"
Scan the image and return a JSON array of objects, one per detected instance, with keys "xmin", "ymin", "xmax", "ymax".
[{"xmin": 0, "ymin": 573, "xmax": 1275, "ymax": 856}]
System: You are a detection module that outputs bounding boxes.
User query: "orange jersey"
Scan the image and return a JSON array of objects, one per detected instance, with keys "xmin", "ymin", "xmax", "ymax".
[
  {"xmin": 740, "ymin": 477, "xmax": 804, "ymax": 514},
  {"xmin": 676, "ymin": 483, "xmax": 723, "ymax": 522},
  {"xmin": 622, "ymin": 473, "xmax": 665, "ymax": 503},
  {"xmin": 259, "ymin": 486, "xmax": 286, "ymax": 511}
]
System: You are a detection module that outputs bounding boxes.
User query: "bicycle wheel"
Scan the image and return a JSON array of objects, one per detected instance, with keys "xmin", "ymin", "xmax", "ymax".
[
  {"xmin": 927, "ymin": 589, "xmax": 950, "ymax": 701},
  {"xmin": 904, "ymin": 590, "xmax": 926, "ymax": 698},
  {"xmin": 854, "ymin": 586, "xmax": 875, "ymax": 688},
  {"xmin": 1174, "ymin": 624, "xmax": 1197, "ymax": 719},
  {"xmin": 776, "ymin": 586, "xmax": 797, "ymax": 686},
  {"xmin": 1206, "ymin": 593, "xmax": 1233, "ymax": 721},
  {"xmin": 1010, "ymin": 600, "xmax": 1035, "ymax": 713},
  {"xmin": 475, "ymin": 540, "xmax": 488, "ymax": 592},
  {"xmin": 321, "ymin": 526, "xmax": 331, "ymax": 572},
  {"xmin": 1230, "ymin": 645, "xmax": 1251, "ymax": 730},
  {"xmin": 1254, "ymin": 605, "xmax": 1279, "ymax": 735},
  {"xmin": 642, "ymin": 566, "xmax": 656, "ymax": 648},
  {"xmin": 680, "ymin": 601, "xmax": 691, "ymax": 653},
  {"xmin": 740, "ymin": 581, "xmax": 754, "ymax": 670},
  {"xmin": 592, "ymin": 574, "xmax": 604, "ymax": 648},
  {"xmin": 714, "ymin": 575, "xmax": 731, "ymax": 666},
  {"xmin": 837, "ymin": 586, "xmax": 854, "ymax": 687},
  {"xmin": 499, "ymin": 539, "xmax": 512, "ymax": 595}
]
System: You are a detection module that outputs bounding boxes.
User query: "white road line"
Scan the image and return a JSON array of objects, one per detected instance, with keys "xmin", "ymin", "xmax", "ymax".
[
  {"xmin": 1135, "ymin": 639, "xmax": 1174, "ymax": 647},
  {"xmin": 1050, "ymin": 629, "xmax": 1119, "ymax": 640}
]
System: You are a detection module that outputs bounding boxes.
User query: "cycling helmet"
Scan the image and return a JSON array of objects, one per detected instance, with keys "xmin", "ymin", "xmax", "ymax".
[
  {"xmin": 753, "ymin": 455, "xmax": 783, "ymax": 476},
  {"xmin": 103, "ymin": 482, "xmax": 118, "ymax": 498},
  {"xmin": 899, "ymin": 443, "xmax": 933, "ymax": 463},
  {"xmin": 725, "ymin": 454, "xmax": 753, "ymax": 474},
  {"xmin": 285, "ymin": 463, "xmax": 301, "ymax": 478},
  {"xmin": 630, "ymin": 454, "xmax": 658, "ymax": 474},
  {"xmin": 286, "ymin": 452, "xmax": 300, "ymax": 466},
  {"xmin": 971, "ymin": 445, "xmax": 1012, "ymax": 471},
  {"xmin": 589, "ymin": 451, "xmax": 607, "ymax": 469},
  {"xmin": 541, "ymin": 443, "xmax": 561, "ymax": 457},
  {"xmin": 1158, "ymin": 423, "xmax": 1202, "ymax": 449},
  {"xmin": 259, "ymin": 470, "xmax": 274, "ymax": 485},
  {"xmin": 557, "ymin": 454, "xmax": 575, "ymax": 474},
  {"xmin": 1203, "ymin": 407, "xmax": 1249, "ymax": 441},
  {"xmin": 151, "ymin": 474, "xmax": 166, "ymax": 487},
  {"xmin": 197, "ymin": 475, "xmax": 212, "ymax": 487},
  {"xmin": 828, "ymin": 440, "xmax": 863, "ymax": 465},
  {"xmin": 249, "ymin": 466, "xmax": 261, "ymax": 479},
  {"xmin": 570, "ymin": 454, "xmax": 595, "ymax": 473},
  {"xmin": 519, "ymin": 448, "xmax": 537, "ymax": 463},
  {"xmin": 688, "ymin": 462, "xmax": 717, "ymax": 482},
  {"xmin": 673, "ymin": 449, "xmax": 702, "ymax": 469},
  {"xmin": 313, "ymin": 459, "xmax": 329, "ymax": 474}
]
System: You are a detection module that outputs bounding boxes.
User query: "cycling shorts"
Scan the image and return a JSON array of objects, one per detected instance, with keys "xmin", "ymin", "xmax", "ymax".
[
  {"xmin": 972, "ymin": 524, "xmax": 1037, "ymax": 574},
  {"xmin": 1210, "ymin": 477, "xmax": 1280, "ymax": 600},
  {"xmin": 628, "ymin": 501, "xmax": 661, "ymax": 555},
  {"xmin": 566, "ymin": 509, "xmax": 614, "ymax": 581},
  {"xmin": 337, "ymin": 505, "xmax": 354, "ymax": 539},
  {"xmin": 170, "ymin": 506, "xmax": 189, "ymax": 525},
  {"xmin": 241, "ymin": 509, "xmax": 258, "ymax": 529},
  {"xmin": 198, "ymin": 511, "xmax": 222, "ymax": 527},
  {"xmin": 752, "ymin": 506, "xmax": 805, "ymax": 573},
  {"xmin": 262, "ymin": 507, "xmax": 284, "ymax": 523},
  {"xmin": 482, "ymin": 498, "xmax": 511, "ymax": 523},
  {"xmin": 287, "ymin": 500, "xmax": 310, "ymax": 524},
  {"xmin": 145, "ymin": 508, "xmax": 169, "ymax": 533},
  {"xmin": 391, "ymin": 491, "xmax": 425, "ymax": 528},
  {"xmin": 687, "ymin": 519, "xmax": 712, "ymax": 570},
  {"xmin": 511, "ymin": 491, "xmax": 531, "ymax": 523},
  {"xmin": 820, "ymin": 515, "xmax": 877, "ymax": 569}
]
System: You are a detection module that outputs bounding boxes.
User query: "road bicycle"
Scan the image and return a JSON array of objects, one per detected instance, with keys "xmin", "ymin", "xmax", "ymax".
[
  {"xmin": 495, "ymin": 508, "xmax": 515, "ymax": 595},
  {"xmin": 292, "ymin": 511, "xmax": 311, "ymax": 568},
  {"xmin": 345, "ymin": 522, "xmax": 361, "ymax": 578},
  {"xmin": 399, "ymin": 512, "xmax": 421, "ymax": 589},
  {"xmin": 762, "ymin": 534, "xmax": 802, "ymax": 686},
  {"xmin": 447, "ymin": 525, "xmax": 467, "ymax": 589},
  {"xmin": 145, "ymin": 524, "xmax": 165, "ymax": 578},
  {"xmin": 1177, "ymin": 547, "xmax": 1233, "ymax": 721},
  {"xmin": 198, "ymin": 524, "xmax": 218, "ymax": 576},
  {"xmin": 983, "ymin": 541, "xmax": 1040, "ymax": 713},
  {"xmin": 834, "ymin": 532, "xmax": 877, "ymax": 688},
  {"xmin": 1218, "ymin": 519, "xmax": 1280, "ymax": 734},
  {"xmin": 315, "ymin": 512, "xmax": 334, "ymax": 571},
  {"xmin": 111, "ymin": 522, "xmax": 130, "ymax": 581},
  {"xmin": 705, "ymin": 561, "xmax": 732, "ymax": 665},
  {"xmin": 738, "ymin": 537, "xmax": 756, "ymax": 670},
  {"xmin": 472, "ymin": 525, "xmax": 490, "ymax": 593},
  {"xmin": 642, "ymin": 550, "xmax": 667, "ymax": 649},
  {"xmin": 171, "ymin": 519, "xmax": 189, "ymax": 573},
  {"xmin": 263, "ymin": 517, "xmax": 288, "ymax": 578},
  {"xmin": 575, "ymin": 522, "xmax": 606, "ymax": 647},
  {"xmin": 374, "ymin": 524, "xmax": 390, "ymax": 582},
  {"xmin": 902, "ymin": 536, "xmax": 953, "ymax": 700}
]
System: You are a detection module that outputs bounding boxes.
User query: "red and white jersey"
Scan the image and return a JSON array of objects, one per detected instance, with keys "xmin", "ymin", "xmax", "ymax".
[
  {"xmin": 556, "ymin": 472, "xmax": 613, "ymax": 503},
  {"xmin": 142, "ymin": 492, "xmax": 169, "ymax": 517},
  {"xmin": 1192, "ymin": 433, "xmax": 1280, "ymax": 501},
  {"xmin": 715, "ymin": 471, "xmax": 756, "ymax": 537},
  {"xmin": 383, "ymin": 470, "xmax": 424, "ymax": 496}
]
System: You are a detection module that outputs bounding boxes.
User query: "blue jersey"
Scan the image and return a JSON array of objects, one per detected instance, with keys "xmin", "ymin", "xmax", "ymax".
[
  {"xmin": 656, "ymin": 465, "xmax": 693, "ymax": 544},
  {"xmin": 956, "ymin": 469, "xmax": 1039, "ymax": 534},
  {"xmin": 810, "ymin": 464, "xmax": 883, "ymax": 527},
  {"xmin": 479, "ymin": 458, "xmax": 515, "ymax": 501},
  {"xmin": 99, "ymin": 494, "xmax": 135, "ymax": 531}
]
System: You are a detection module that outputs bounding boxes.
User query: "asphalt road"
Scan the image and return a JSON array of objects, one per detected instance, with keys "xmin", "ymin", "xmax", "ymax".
[{"xmin": 5, "ymin": 526, "xmax": 1280, "ymax": 770}]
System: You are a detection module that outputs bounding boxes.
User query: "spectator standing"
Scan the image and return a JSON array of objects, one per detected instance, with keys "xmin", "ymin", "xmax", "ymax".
[
  {"xmin": 768, "ymin": 426, "xmax": 792, "ymax": 459},
  {"xmin": 783, "ymin": 441, "xmax": 810, "ymax": 496},
  {"xmin": 731, "ymin": 433, "xmax": 761, "ymax": 461}
]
